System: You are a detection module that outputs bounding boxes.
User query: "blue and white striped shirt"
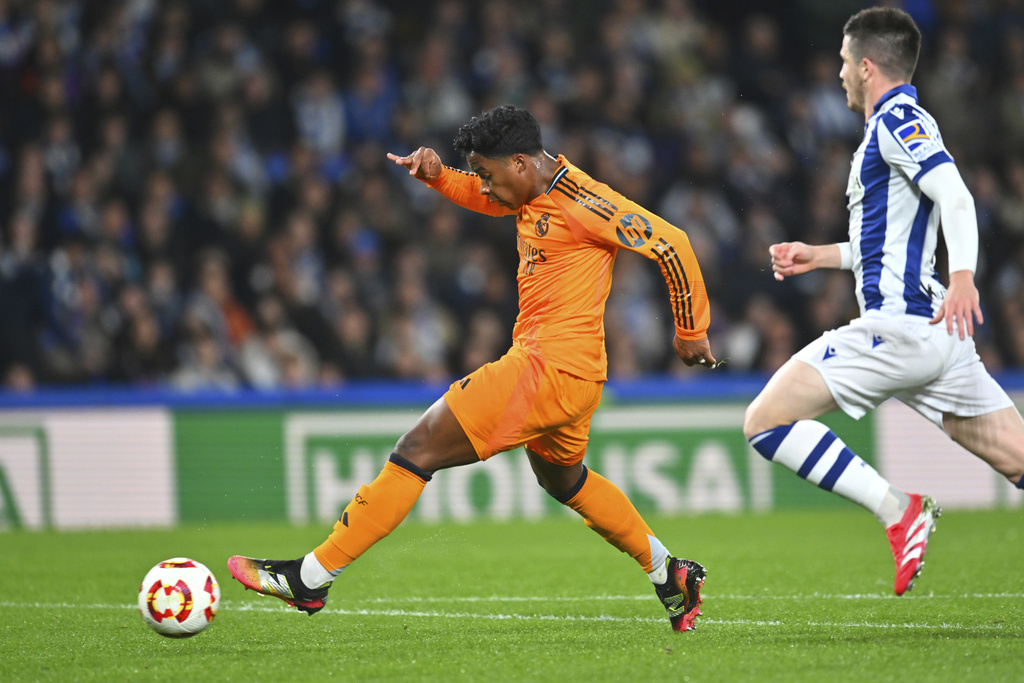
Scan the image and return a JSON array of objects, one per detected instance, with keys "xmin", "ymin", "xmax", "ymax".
[{"xmin": 846, "ymin": 85, "xmax": 954, "ymax": 318}]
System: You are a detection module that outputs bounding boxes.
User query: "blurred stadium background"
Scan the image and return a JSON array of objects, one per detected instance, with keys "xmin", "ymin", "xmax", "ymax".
[{"xmin": 0, "ymin": 0, "xmax": 1022, "ymax": 531}]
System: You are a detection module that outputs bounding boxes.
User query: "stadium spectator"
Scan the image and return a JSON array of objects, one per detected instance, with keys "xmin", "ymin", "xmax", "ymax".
[
  {"xmin": 0, "ymin": 0, "xmax": 1022, "ymax": 391},
  {"xmin": 170, "ymin": 323, "xmax": 242, "ymax": 391}
]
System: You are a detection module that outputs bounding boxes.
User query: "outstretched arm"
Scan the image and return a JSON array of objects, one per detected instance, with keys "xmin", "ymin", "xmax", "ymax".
[
  {"xmin": 387, "ymin": 147, "xmax": 443, "ymax": 182},
  {"xmin": 387, "ymin": 147, "xmax": 513, "ymax": 217},
  {"xmin": 769, "ymin": 242, "xmax": 846, "ymax": 281}
]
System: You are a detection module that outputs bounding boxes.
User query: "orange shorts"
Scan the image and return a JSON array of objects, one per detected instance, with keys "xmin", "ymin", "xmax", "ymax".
[{"xmin": 443, "ymin": 344, "xmax": 604, "ymax": 465}]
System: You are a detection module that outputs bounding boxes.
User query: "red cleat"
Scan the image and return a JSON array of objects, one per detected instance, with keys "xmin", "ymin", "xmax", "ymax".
[{"xmin": 885, "ymin": 494, "xmax": 941, "ymax": 596}]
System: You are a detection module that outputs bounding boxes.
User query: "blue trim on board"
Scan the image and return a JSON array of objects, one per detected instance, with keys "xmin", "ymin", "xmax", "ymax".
[{"xmin": 1, "ymin": 371, "xmax": 1022, "ymax": 410}]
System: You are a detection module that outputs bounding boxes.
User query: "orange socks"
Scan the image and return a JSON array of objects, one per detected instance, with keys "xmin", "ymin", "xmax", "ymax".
[
  {"xmin": 312, "ymin": 457, "xmax": 663, "ymax": 577},
  {"xmin": 560, "ymin": 467, "xmax": 662, "ymax": 573},
  {"xmin": 313, "ymin": 455, "xmax": 430, "ymax": 571}
]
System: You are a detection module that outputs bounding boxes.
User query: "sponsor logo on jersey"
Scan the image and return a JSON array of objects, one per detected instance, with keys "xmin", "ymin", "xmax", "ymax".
[
  {"xmin": 893, "ymin": 118, "xmax": 942, "ymax": 162},
  {"xmin": 846, "ymin": 168, "xmax": 864, "ymax": 206},
  {"xmin": 517, "ymin": 233, "xmax": 547, "ymax": 275},
  {"xmin": 616, "ymin": 213, "xmax": 653, "ymax": 248}
]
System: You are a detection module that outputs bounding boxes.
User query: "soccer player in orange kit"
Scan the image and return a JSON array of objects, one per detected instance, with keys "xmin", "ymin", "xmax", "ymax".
[{"xmin": 229, "ymin": 104, "xmax": 717, "ymax": 631}]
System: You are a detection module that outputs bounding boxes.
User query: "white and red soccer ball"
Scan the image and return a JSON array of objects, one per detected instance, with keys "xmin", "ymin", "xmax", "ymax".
[{"xmin": 138, "ymin": 558, "xmax": 220, "ymax": 637}]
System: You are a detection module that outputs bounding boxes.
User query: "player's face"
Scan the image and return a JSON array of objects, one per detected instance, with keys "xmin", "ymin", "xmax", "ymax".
[
  {"xmin": 467, "ymin": 152, "xmax": 527, "ymax": 210},
  {"xmin": 840, "ymin": 35, "xmax": 866, "ymax": 114}
]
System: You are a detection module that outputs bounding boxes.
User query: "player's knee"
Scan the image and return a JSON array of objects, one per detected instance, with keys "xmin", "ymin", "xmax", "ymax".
[
  {"xmin": 996, "ymin": 429, "xmax": 1024, "ymax": 480},
  {"xmin": 532, "ymin": 471, "xmax": 558, "ymax": 497},
  {"xmin": 743, "ymin": 401, "xmax": 771, "ymax": 441},
  {"xmin": 541, "ymin": 468, "xmax": 587, "ymax": 503},
  {"xmin": 393, "ymin": 426, "xmax": 439, "ymax": 472},
  {"xmin": 393, "ymin": 426, "xmax": 417, "ymax": 457},
  {"xmin": 527, "ymin": 451, "xmax": 585, "ymax": 500}
]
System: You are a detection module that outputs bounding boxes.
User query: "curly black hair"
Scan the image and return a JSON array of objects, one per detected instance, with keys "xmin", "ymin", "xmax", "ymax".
[{"xmin": 452, "ymin": 104, "xmax": 543, "ymax": 158}]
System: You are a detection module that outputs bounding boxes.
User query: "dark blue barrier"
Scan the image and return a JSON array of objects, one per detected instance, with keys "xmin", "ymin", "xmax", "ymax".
[{"xmin": 1, "ymin": 371, "xmax": 1023, "ymax": 410}]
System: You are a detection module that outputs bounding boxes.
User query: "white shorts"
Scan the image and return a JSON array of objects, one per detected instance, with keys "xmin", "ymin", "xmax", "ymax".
[{"xmin": 793, "ymin": 312, "xmax": 1014, "ymax": 430}]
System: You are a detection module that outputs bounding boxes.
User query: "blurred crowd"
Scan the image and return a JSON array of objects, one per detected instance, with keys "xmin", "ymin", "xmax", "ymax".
[{"xmin": 1, "ymin": 0, "xmax": 1024, "ymax": 392}]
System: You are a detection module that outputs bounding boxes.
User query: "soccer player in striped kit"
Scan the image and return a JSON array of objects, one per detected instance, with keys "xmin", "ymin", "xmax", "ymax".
[
  {"xmin": 744, "ymin": 7, "xmax": 1024, "ymax": 595},
  {"xmin": 230, "ymin": 104, "xmax": 717, "ymax": 631}
]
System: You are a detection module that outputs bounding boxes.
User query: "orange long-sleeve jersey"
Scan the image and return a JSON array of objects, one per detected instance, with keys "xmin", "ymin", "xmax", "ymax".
[{"xmin": 425, "ymin": 155, "xmax": 709, "ymax": 381}]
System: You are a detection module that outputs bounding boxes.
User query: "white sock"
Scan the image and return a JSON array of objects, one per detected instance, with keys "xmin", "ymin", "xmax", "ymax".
[
  {"xmin": 750, "ymin": 420, "xmax": 891, "ymax": 523},
  {"xmin": 874, "ymin": 487, "xmax": 911, "ymax": 527},
  {"xmin": 646, "ymin": 535, "xmax": 671, "ymax": 584},
  {"xmin": 300, "ymin": 551, "xmax": 344, "ymax": 589}
]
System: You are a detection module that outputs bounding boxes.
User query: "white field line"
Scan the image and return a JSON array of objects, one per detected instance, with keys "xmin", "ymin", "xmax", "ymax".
[
  {"xmin": 4, "ymin": 592, "xmax": 1022, "ymax": 611},
  {"xmin": 359, "ymin": 592, "xmax": 1024, "ymax": 602},
  {"xmin": 1, "ymin": 594, "xmax": 1021, "ymax": 632}
]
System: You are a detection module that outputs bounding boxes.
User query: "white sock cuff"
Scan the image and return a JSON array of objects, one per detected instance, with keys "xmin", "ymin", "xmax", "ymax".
[
  {"xmin": 300, "ymin": 551, "xmax": 337, "ymax": 589},
  {"xmin": 863, "ymin": 477, "xmax": 893, "ymax": 517},
  {"xmin": 646, "ymin": 535, "xmax": 670, "ymax": 584}
]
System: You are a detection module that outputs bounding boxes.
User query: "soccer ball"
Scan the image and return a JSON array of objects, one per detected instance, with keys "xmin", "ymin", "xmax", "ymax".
[{"xmin": 138, "ymin": 558, "xmax": 220, "ymax": 638}]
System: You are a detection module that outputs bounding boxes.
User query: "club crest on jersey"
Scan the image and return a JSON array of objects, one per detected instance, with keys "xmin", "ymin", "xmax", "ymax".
[
  {"xmin": 893, "ymin": 118, "xmax": 941, "ymax": 162},
  {"xmin": 535, "ymin": 213, "xmax": 550, "ymax": 237}
]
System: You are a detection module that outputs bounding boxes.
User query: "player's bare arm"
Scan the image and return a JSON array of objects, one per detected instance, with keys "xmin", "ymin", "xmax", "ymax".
[
  {"xmin": 769, "ymin": 242, "xmax": 843, "ymax": 281},
  {"xmin": 930, "ymin": 270, "xmax": 982, "ymax": 340},
  {"xmin": 673, "ymin": 335, "xmax": 717, "ymax": 368},
  {"xmin": 387, "ymin": 147, "xmax": 442, "ymax": 182}
]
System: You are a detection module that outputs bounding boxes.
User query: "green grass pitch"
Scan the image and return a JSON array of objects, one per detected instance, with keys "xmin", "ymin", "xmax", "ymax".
[{"xmin": 1, "ymin": 507, "xmax": 1021, "ymax": 681}]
